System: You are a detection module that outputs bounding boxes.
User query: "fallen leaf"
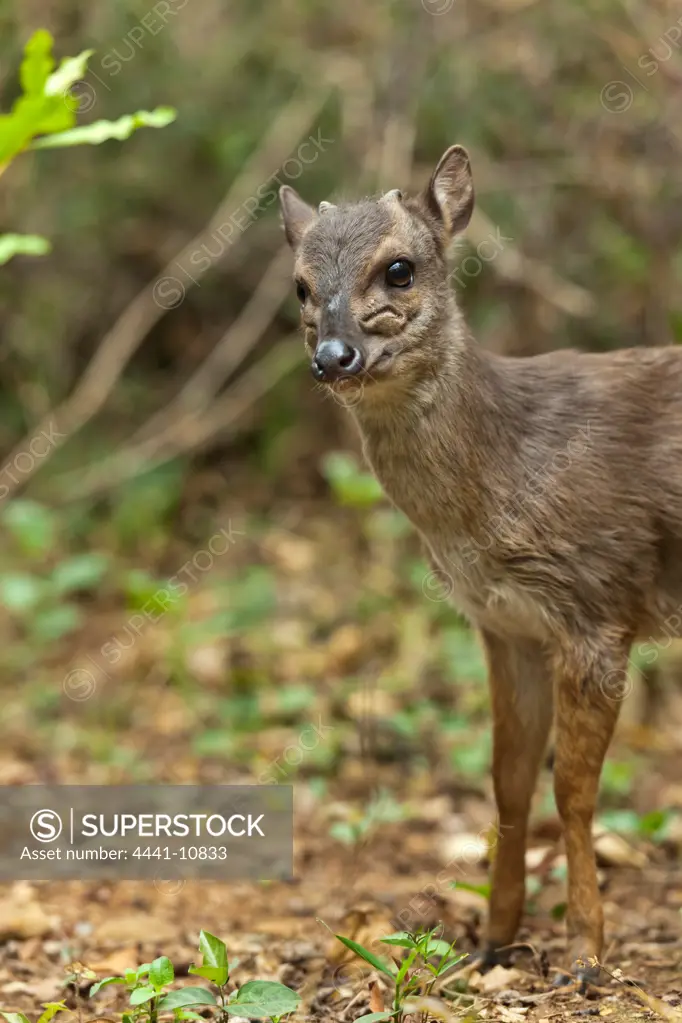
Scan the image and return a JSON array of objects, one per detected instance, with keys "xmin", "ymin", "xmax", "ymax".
[
  {"xmin": 469, "ymin": 965, "xmax": 522, "ymax": 994},
  {"xmin": 94, "ymin": 914, "xmax": 176, "ymax": 946},
  {"xmin": 440, "ymin": 832, "xmax": 489, "ymax": 866},
  {"xmin": 0, "ymin": 891, "xmax": 56, "ymax": 940},
  {"xmin": 88, "ymin": 948, "xmax": 140, "ymax": 975},
  {"xmin": 369, "ymin": 979, "xmax": 384, "ymax": 1013},
  {"xmin": 594, "ymin": 831, "xmax": 647, "ymax": 869}
]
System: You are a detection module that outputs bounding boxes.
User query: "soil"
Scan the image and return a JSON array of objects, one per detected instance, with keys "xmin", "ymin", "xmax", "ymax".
[{"xmin": 1, "ymin": 496, "xmax": 681, "ymax": 1022}]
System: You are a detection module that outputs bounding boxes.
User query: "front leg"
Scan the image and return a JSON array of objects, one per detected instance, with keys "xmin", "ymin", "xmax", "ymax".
[
  {"xmin": 552, "ymin": 641, "xmax": 627, "ymax": 988},
  {"xmin": 477, "ymin": 631, "xmax": 553, "ymax": 966}
]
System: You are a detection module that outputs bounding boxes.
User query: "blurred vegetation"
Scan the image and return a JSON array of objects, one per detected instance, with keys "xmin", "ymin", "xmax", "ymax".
[{"xmin": 0, "ymin": 0, "xmax": 681, "ymax": 831}]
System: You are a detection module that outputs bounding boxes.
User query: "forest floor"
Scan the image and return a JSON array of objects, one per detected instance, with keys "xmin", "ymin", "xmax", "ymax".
[{"xmin": 0, "ymin": 482, "xmax": 681, "ymax": 1022}]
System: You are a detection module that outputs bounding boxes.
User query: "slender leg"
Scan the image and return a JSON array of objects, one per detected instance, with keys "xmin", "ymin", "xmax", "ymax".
[
  {"xmin": 478, "ymin": 631, "xmax": 553, "ymax": 964},
  {"xmin": 553, "ymin": 647, "xmax": 625, "ymax": 986}
]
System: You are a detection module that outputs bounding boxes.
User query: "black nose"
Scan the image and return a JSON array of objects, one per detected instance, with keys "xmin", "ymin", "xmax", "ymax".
[{"xmin": 311, "ymin": 339, "xmax": 364, "ymax": 381}]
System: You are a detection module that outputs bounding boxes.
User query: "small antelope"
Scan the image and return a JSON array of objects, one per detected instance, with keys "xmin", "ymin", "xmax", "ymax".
[{"xmin": 279, "ymin": 147, "xmax": 682, "ymax": 986}]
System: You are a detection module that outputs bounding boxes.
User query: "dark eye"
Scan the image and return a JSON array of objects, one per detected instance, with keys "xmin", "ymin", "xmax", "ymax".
[
  {"xmin": 385, "ymin": 260, "xmax": 413, "ymax": 288},
  {"xmin": 296, "ymin": 281, "xmax": 308, "ymax": 304}
]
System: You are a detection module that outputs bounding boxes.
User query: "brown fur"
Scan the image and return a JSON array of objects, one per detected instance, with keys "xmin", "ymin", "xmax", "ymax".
[{"xmin": 279, "ymin": 147, "xmax": 682, "ymax": 983}]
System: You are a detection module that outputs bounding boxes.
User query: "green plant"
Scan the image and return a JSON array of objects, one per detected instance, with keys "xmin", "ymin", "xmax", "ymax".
[
  {"xmin": 0, "ymin": 500, "xmax": 111, "ymax": 648},
  {"xmin": 89, "ymin": 957, "xmax": 214, "ymax": 1023},
  {"xmin": 322, "ymin": 451, "xmax": 384, "ymax": 508},
  {"xmin": 1, "ymin": 1002, "xmax": 69, "ymax": 1023},
  {"xmin": 331, "ymin": 926, "xmax": 467, "ymax": 1022},
  {"xmin": 598, "ymin": 807, "xmax": 676, "ymax": 843},
  {"xmin": 0, "ymin": 29, "xmax": 175, "ymax": 264},
  {"xmin": 85, "ymin": 931, "xmax": 300, "ymax": 1023},
  {"xmin": 329, "ymin": 789, "xmax": 407, "ymax": 846}
]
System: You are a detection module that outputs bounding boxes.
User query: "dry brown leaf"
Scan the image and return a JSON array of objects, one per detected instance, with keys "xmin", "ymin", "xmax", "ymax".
[
  {"xmin": 594, "ymin": 831, "xmax": 647, "ymax": 869},
  {"xmin": 469, "ymin": 965, "xmax": 522, "ymax": 994},
  {"xmin": 496, "ymin": 1007, "xmax": 529, "ymax": 1022},
  {"xmin": 94, "ymin": 914, "xmax": 176, "ymax": 946},
  {"xmin": 440, "ymin": 832, "xmax": 489, "ymax": 866},
  {"xmin": 88, "ymin": 948, "xmax": 140, "ymax": 975},
  {"xmin": 402, "ymin": 995, "xmax": 458, "ymax": 1021},
  {"xmin": 368, "ymin": 979, "xmax": 384, "ymax": 1013},
  {"xmin": 0, "ymin": 890, "xmax": 56, "ymax": 941}
]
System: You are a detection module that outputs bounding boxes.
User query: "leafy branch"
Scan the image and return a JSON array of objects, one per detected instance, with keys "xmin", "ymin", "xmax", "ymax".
[{"xmin": 0, "ymin": 29, "xmax": 176, "ymax": 265}]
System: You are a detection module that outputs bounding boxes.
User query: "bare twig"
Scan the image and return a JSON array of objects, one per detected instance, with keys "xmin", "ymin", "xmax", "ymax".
[
  {"xmin": 468, "ymin": 207, "xmax": 596, "ymax": 318},
  {"xmin": 2, "ymin": 83, "xmax": 331, "ymax": 499},
  {"xmin": 57, "ymin": 338, "xmax": 302, "ymax": 501},
  {"xmin": 133, "ymin": 244, "xmax": 293, "ymax": 443}
]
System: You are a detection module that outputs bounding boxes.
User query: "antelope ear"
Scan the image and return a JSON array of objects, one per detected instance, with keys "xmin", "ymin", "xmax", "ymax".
[
  {"xmin": 279, "ymin": 185, "xmax": 316, "ymax": 249},
  {"xmin": 422, "ymin": 145, "xmax": 474, "ymax": 237}
]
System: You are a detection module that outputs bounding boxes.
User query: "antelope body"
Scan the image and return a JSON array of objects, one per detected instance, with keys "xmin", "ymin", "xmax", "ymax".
[{"xmin": 279, "ymin": 147, "xmax": 682, "ymax": 985}]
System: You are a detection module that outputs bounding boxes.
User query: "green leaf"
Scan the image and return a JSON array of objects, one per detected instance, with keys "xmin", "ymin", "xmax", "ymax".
[
  {"xmin": 157, "ymin": 987, "xmax": 217, "ymax": 1010},
  {"xmin": 322, "ymin": 452, "xmax": 384, "ymax": 508},
  {"xmin": 0, "ymin": 31, "xmax": 78, "ymax": 163},
  {"xmin": 37, "ymin": 1003, "xmax": 67, "ymax": 1023},
  {"xmin": 20, "ymin": 30, "xmax": 54, "ymax": 97},
  {"xmin": 189, "ymin": 929, "xmax": 228, "ymax": 986},
  {"xmin": 45, "ymin": 49, "xmax": 94, "ymax": 97},
  {"xmin": 31, "ymin": 107, "xmax": 176, "ymax": 149},
  {"xmin": 129, "ymin": 985, "xmax": 156, "ymax": 1006},
  {"xmin": 434, "ymin": 952, "xmax": 467, "ymax": 976},
  {"xmin": 638, "ymin": 808, "xmax": 672, "ymax": 840},
  {"xmin": 423, "ymin": 938, "xmax": 454, "ymax": 958},
  {"xmin": 0, "ymin": 572, "xmax": 45, "ymax": 613},
  {"xmin": 597, "ymin": 809, "xmax": 640, "ymax": 835},
  {"xmin": 0, "ymin": 233, "xmax": 51, "ymax": 265},
  {"xmin": 227, "ymin": 981, "xmax": 300, "ymax": 1019},
  {"xmin": 379, "ymin": 932, "xmax": 416, "ymax": 949},
  {"xmin": 2, "ymin": 500, "xmax": 56, "ymax": 558},
  {"xmin": 452, "ymin": 880, "xmax": 490, "ymax": 900},
  {"xmin": 149, "ymin": 956, "xmax": 174, "ymax": 989},
  {"xmin": 329, "ymin": 821, "xmax": 360, "ymax": 845},
  {"xmin": 51, "ymin": 552, "xmax": 110, "ymax": 593},
  {"xmin": 32, "ymin": 603, "xmax": 82, "ymax": 643},
  {"xmin": 395, "ymin": 947, "xmax": 419, "ymax": 987},
  {"xmin": 550, "ymin": 901, "xmax": 567, "ymax": 921},
  {"xmin": 333, "ymin": 935, "xmax": 397, "ymax": 978},
  {"xmin": 89, "ymin": 976, "xmax": 127, "ymax": 997},
  {"xmin": 2, "ymin": 1013, "xmax": 32, "ymax": 1023}
]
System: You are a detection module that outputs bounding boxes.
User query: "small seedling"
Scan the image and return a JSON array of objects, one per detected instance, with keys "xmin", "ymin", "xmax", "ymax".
[
  {"xmin": 0, "ymin": 932, "xmax": 303, "ymax": 1023},
  {"xmin": 330, "ymin": 790, "xmax": 407, "ymax": 847},
  {"xmin": 2, "ymin": 1002, "xmax": 69, "ymax": 1023},
  {"xmin": 331, "ymin": 925, "xmax": 467, "ymax": 1022}
]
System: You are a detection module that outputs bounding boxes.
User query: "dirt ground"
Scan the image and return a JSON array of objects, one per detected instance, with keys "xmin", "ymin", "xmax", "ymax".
[
  {"xmin": 1, "ymin": 808, "xmax": 681, "ymax": 1022},
  {"xmin": 1, "ymin": 496, "xmax": 681, "ymax": 1022}
]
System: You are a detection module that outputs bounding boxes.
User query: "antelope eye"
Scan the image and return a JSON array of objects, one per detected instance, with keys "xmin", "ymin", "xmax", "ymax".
[
  {"xmin": 385, "ymin": 260, "xmax": 414, "ymax": 288},
  {"xmin": 296, "ymin": 281, "xmax": 308, "ymax": 304}
]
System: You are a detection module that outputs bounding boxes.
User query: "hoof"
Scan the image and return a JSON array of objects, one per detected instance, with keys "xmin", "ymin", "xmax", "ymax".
[
  {"xmin": 471, "ymin": 944, "xmax": 514, "ymax": 972},
  {"xmin": 553, "ymin": 959, "xmax": 602, "ymax": 994}
]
